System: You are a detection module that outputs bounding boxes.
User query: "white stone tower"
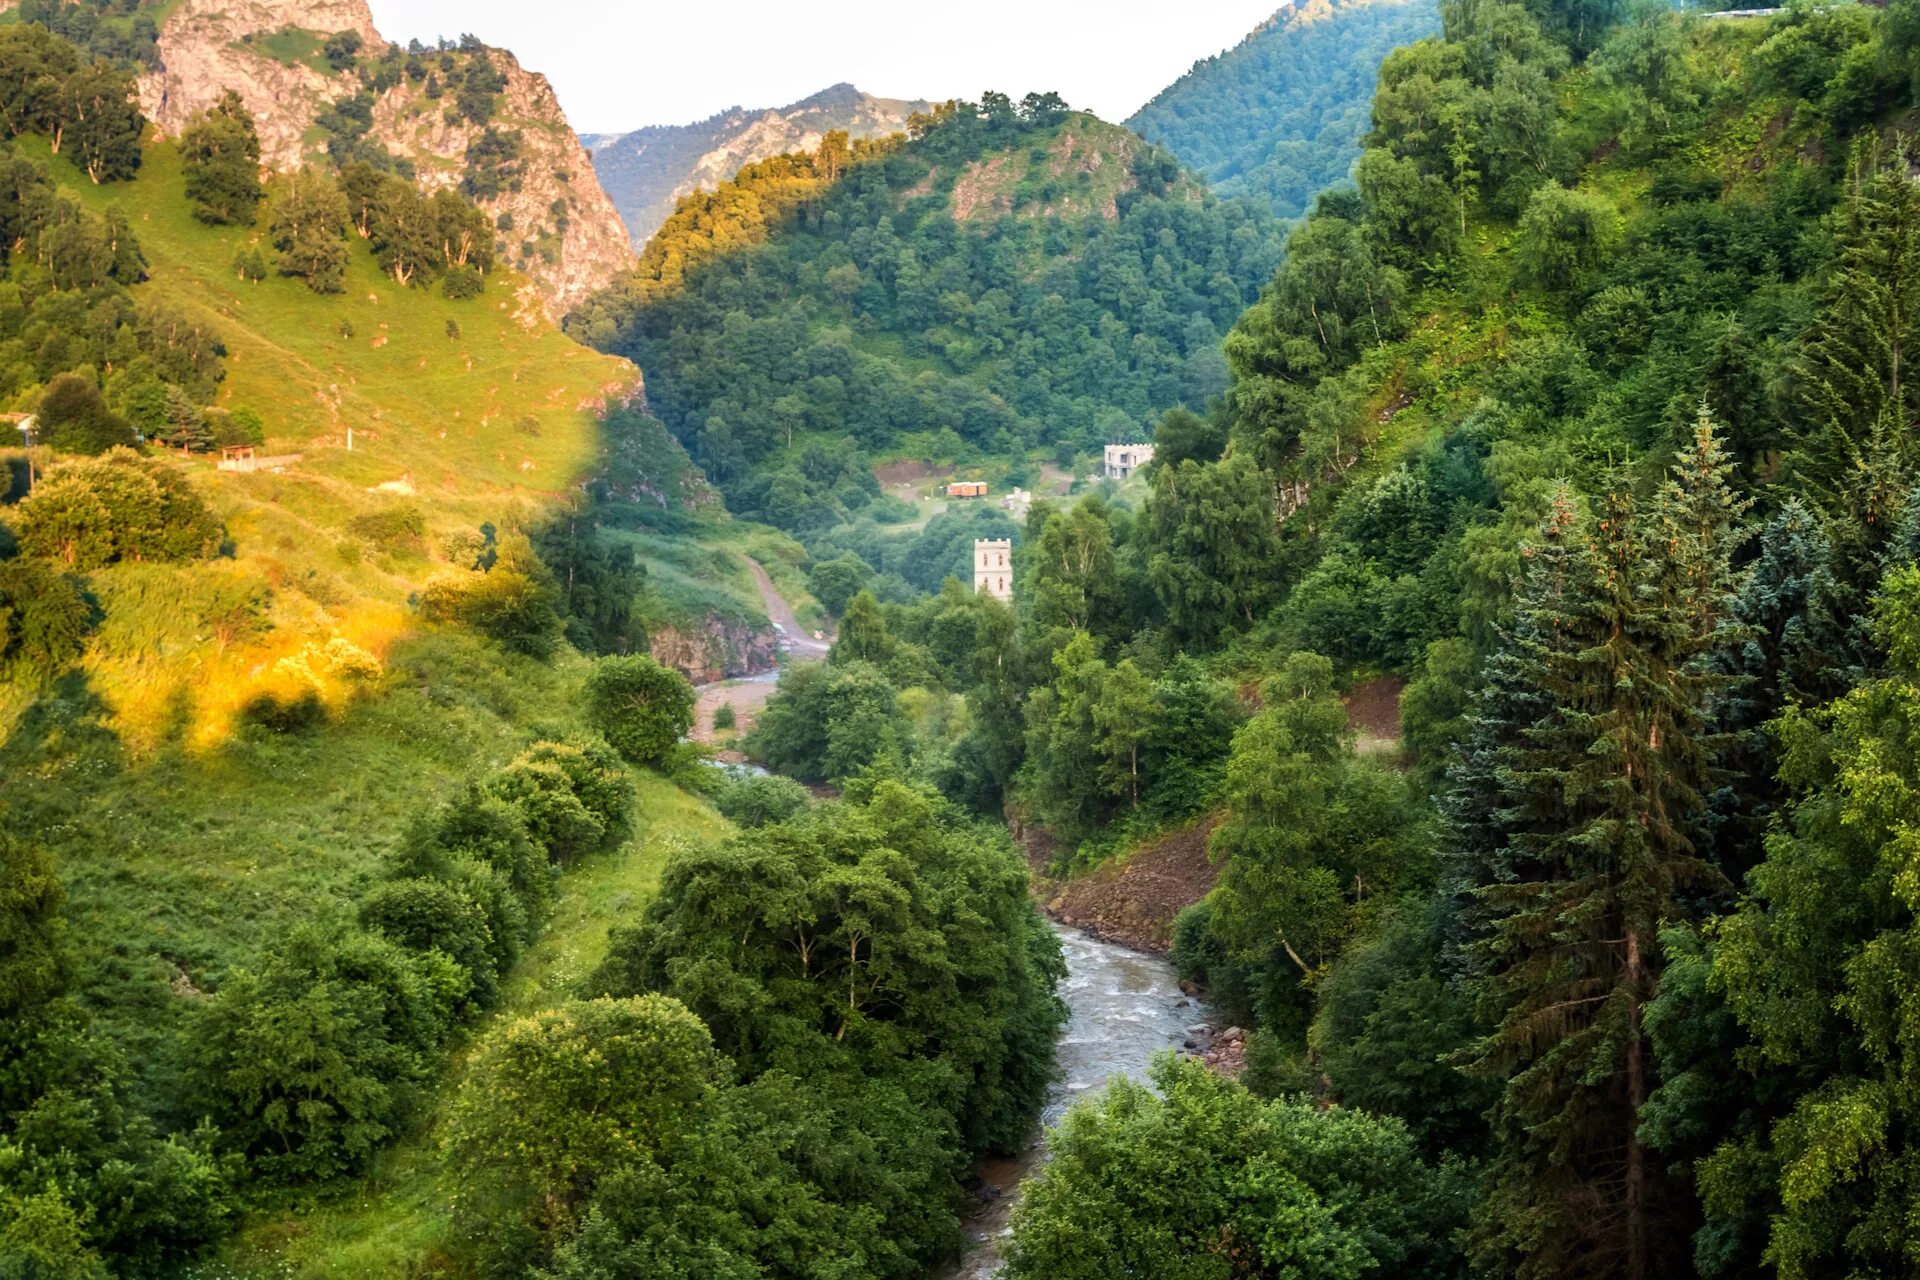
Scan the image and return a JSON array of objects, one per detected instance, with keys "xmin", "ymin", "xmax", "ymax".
[{"xmin": 974, "ymin": 539, "xmax": 1013, "ymax": 602}]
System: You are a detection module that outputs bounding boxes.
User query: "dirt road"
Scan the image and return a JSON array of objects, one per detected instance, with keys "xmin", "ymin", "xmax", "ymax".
[
  {"xmin": 692, "ymin": 557, "xmax": 830, "ymax": 756},
  {"xmin": 745, "ymin": 557, "xmax": 829, "ymax": 659}
]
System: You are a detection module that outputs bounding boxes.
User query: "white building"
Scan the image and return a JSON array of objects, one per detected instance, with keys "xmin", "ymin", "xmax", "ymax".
[
  {"xmin": 1103, "ymin": 443, "xmax": 1156, "ymax": 479},
  {"xmin": 974, "ymin": 538, "xmax": 1013, "ymax": 602}
]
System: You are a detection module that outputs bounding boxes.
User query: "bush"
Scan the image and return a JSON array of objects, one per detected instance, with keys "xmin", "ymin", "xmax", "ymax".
[
  {"xmin": 444, "ymin": 996, "xmax": 726, "ymax": 1247},
  {"xmin": 194, "ymin": 925, "xmax": 463, "ymax": 1182},
  {"xmin": 711, "ymin": 703, "xmax": 736, "ymax": 731},
  {"xmin": 712, "ymin": 772, "xmax": 811, "ymax": 828},
  {"xmin": 404, "ymin": 782, "xmax": 551, "ymax": 921},
  {"xmin": 208, "ymin": 405, "xmax": 266, "ymax": 446},
  {"xmin": 483, "ymin": 739, "xmax": 633, "ymax": 865},
  {"xmin": 0, "ymin": 559, "xmax": 92, "ymax": 683},
  {"xmin": 516, "ymin": 738, "xmax": 632, "ymax": 843},
  {"xmin": 14, "ymin": 449, "xmax": 222, "ymax": 569},
  {"xmin": 1006, "ymin": 1057, "xmax": 1470, "ymax": 1280},
  {"xmin": 441, "ymin": 263, "xmax": 483, "ymax": 299},
  {"xmin": 1515, "ymin": 180, "xmax": 1619, "ymax": 293},
  {"xmin": 581, "ymin": 654, "xmax": 695, "ymax": 768},
  {"xmin": 360, "ymin": 876, "xmax": 500, "ymax": 1010},
  {"xmin": 345, "ymin": 505, "xmax": 426, "ymax": 551},
  {"xmin": 418, "ymin": 566, "xmax": 560, "ymax": 657}
]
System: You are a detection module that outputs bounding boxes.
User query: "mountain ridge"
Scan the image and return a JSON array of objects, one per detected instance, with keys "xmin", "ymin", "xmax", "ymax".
[
  {"xmin": 1127, "ymin": 0, "xmax": 1438, "ymax": 217},
  {"xmin": 584, "ymin": 82, "xmax": 933, "ymax": 247}
]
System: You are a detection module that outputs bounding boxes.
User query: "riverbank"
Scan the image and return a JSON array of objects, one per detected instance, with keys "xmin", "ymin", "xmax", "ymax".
[{"xmin": 1023, "ymin": 814, "xmax": 1224, "ymax": 954}]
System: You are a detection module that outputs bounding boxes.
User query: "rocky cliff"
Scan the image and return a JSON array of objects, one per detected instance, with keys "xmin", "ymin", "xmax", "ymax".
[
  {"xmin": 584, "ymin": 83, "xmax": 931, "ymax": 247},
  {"xmin": 134, "ymin": 0, "xmax": 633, "ymax": 317}
]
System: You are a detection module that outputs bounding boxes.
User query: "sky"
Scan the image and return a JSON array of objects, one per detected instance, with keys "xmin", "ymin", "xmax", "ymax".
[{"xmin": 364, "ymin": 1, "xmax": 1285, "ymax": 136}]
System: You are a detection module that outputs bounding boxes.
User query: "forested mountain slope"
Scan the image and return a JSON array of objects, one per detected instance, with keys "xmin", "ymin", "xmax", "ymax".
[
  {"xmin": 1128, "ymin": 0, "xmax": 1439, "ymax": 217},
  {"xmin": 569, "ymin": 98, "xmax": 1284, "ymax": 536},
  {"xmin": 740, "ymin": 3, "xmax": 1920, "ymax": 1278},
  {"xmin": 585, "ymin": 82, "xmax": 933, "ymax": 247}
]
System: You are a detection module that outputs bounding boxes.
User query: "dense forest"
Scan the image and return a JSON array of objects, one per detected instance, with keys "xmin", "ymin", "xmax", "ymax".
[
  {"xmin": 568, "ymin": 96, "xmax": 1284, "ymax": 541},
  {"xmin": 737, "ymin": 0, "xmax": 1920, "ymax": 1276},
  {"xmin": 8, "ymin": 0, "xmax": 1920, "ymax": 1276},
  {"xmin": 1128, "ymin": 0, "xmax": 1441, "ymax": 218}
]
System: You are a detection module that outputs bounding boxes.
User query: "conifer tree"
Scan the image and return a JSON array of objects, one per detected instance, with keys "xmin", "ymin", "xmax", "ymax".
[
  {"xmin": 1788, "ymin": 136, "xmax": 1920, "ymax": 533},
  {"xmin": 1467, "ymin": 417, "xmax": 1749, "ymax": 1280},
  {"xmin": 1440, "ymin": 485, "xmax": 1584, "ymax": 953},
  {"xmin": 1708, "ymin": 498, "xmax": 1848, "ymax": 865},
  {"xmin": 156, "ymin": 385, "xmax": 212, "ymax": 453}
]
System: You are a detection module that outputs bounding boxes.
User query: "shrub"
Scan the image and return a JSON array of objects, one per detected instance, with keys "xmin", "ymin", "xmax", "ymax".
[
  {"xmin": 712, "ymin": 772, "xmax": 811, "ymax": 828},
  {"xmin": 194, "ymin": 925, "xmax": 462, "ymax": 1182},
  {"xmin": 209, "ymin": 406, "xmax": 266, "ymax": 446},
  {"xmin": 359, "ymin": 877, "xmax": 499, "ymax": 1010},
  {"xmin": 14, "ymin": 449, "xmax": 222, "ymax": 569},
  {"xmin": 0, "ymin": 559, "xmax": 92, "ymax": 683},
  {"xmin": 403, "ymin": 782, "xmax": 550, "ymax": 921},
  {"xmin": 711, "ymin": 703, "xmax": 736, "ymax": 731},
  {"xmin": 581, "ymin": 654, "xmax": 695, "ymax": 767},
  {"xmin": 1005, "ymin": 1057, "xmax": 1469, "ymax": 1280},
  {"xmin": 418, "ymin": 567, "xmax": 560, "ymax": 657},
  {"xmin": 516, "ymin": 738, "xmax": 632, "ymax": 842},
  {"xmin": 345, "ymin": 505, "xmax": 426, "ymax": 551},
  {"xmin": 441, "ymin": 263, "xmax": 482, "ymax": 299},
  {"xmin": 445, "ymin": 996, "xmax": 725, "ymax": 1245},
  {"xmin": 1515, "ymin": 180, "xmax": 1618, "ymax": 293},
  {"xmin": 487, "ymin": 757, "xmax": 605, "ymax": 864}
]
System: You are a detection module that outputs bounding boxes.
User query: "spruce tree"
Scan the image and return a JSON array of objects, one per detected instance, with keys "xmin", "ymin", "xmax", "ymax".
[
  {"xmin": 1467, "ymin": 417, "xmax": 1749, "ymax": 1280},
  {"xmin": 1440, "ymin": 485, "xmax": 1584, "ymax": 958},
  {"xmin": 157, "ymin": 385, "xmax": 212, "ymax": 453},
  {"xmin": 1787, "ymin": 136, "xmax": 1920, "ymax": 574}
]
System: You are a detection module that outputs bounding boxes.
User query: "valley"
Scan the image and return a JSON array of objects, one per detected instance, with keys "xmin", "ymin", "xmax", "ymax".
[{"xmin": 5, "ymin": 1, "xmax": 1920, "ymax": 1278}]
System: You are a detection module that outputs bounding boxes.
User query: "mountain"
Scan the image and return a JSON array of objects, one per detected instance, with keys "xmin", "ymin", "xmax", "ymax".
[
  {"xmin": 1127, "ymin": 0, "xmax": 1438, "ymax": 218},
  {"xmin": 570, "ymin": 100, "xmax": 1284, "ymax": 548},
  {"xmin": 131, "ymin": 0, "xmax": 633, "ymax": 315},
  {"xmin": 584, "ymin": 82, "xmax": 932, "ymax": 246}
]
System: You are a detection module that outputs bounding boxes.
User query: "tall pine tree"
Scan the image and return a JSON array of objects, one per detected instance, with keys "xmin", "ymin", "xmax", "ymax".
[{"xmin": 1467, "ymin": 415, "xmax": 1749, "ymax": 1280}]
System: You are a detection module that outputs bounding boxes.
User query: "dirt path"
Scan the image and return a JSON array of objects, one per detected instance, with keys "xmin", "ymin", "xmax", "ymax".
[
  {"xmin": 745, "ymin": 556, "xmax": 829, "ymax": 660},
  {"xmin": 691, "ymin": 558, "xmax": 830, "ymax": 757}
]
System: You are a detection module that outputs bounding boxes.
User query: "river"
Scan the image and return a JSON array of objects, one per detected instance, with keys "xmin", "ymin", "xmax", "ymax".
[{"xmin": 946, "ymin": 924, "xmax": 1206, "ymax": 1278}]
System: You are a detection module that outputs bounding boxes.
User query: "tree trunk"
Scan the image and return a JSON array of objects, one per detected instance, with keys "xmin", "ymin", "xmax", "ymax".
[{"xmin": 1624, "ymin": 928, "xmax": 1648, "ymax": 1280}]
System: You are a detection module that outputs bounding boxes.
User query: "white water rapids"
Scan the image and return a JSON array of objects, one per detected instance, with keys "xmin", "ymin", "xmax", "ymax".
[{"xmin": 945, "ymin": 923, "xmax": 1207, "ymax": 1277}]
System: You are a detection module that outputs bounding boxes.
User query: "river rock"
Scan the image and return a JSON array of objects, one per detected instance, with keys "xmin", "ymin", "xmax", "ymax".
[{"xmin": 1219, "ymin": 1026, "xmax": 1244, "ymax": 1043}]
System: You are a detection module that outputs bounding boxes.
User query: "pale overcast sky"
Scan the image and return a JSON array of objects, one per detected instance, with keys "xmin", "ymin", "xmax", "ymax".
[{"xmin": 364, "ymin": 1, "xmax": 1285, "ymax": 135}]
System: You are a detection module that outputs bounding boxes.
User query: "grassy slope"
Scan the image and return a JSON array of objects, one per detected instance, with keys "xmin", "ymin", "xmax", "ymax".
[
  {"xmin": 0, "ymin": 133, "xmax": 755, "ymax": 1274},
  {"xmin": 194, "ymin": 757, "xmax": 730, "ymax": 1280},
  {"xmin": 2, "ymin": 134, "xmax": 639, "ymax": 749}
]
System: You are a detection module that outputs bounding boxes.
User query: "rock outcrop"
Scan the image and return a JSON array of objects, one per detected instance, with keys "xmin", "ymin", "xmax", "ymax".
[
  {"xmin": 584, "ymin": 83, "xmax": 931, "ymax": 247},
  {"xmin": 649, "ymin": 618, "xmax": 778, "ymax": 685},
  {"xmin": 134, "ymin": 0, "xmax": 632, "ymax": 317}
]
